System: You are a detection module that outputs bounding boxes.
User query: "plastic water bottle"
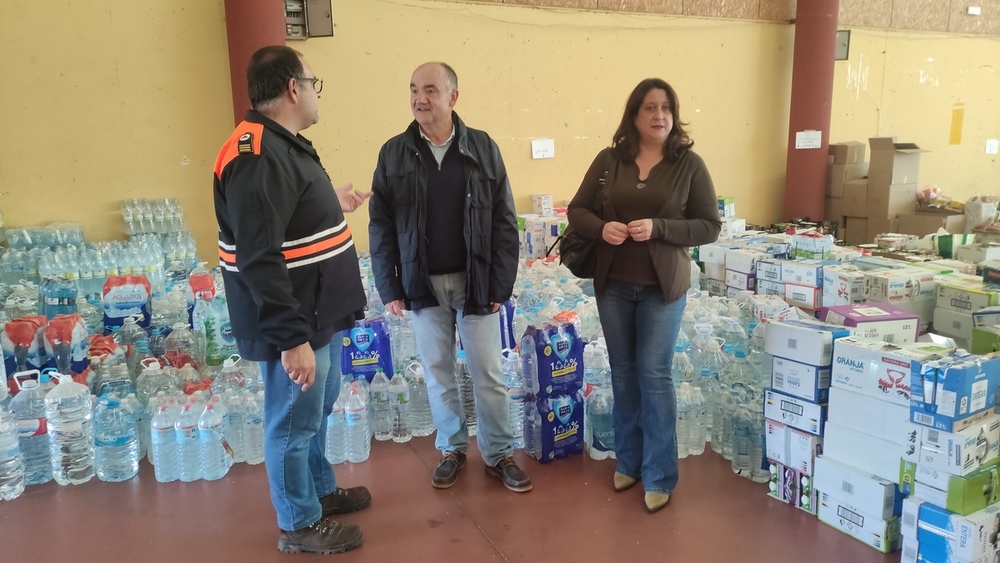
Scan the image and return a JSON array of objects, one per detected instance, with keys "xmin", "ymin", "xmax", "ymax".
[
  {"xmin": 676, "ymin": 383, "xmax": 692, "ymax": 459},
  {"xmin": 719, "ymin": 317, "xmax": 749, "ymax": 356},
  {"xmin": 39, "ymin": 276, "xmax": 78, "ymax": 319},
  {"xmin": 121, "ymin": 393, "xmax": 146, "ymax": 461},
  {"xmin": 115, "ymin": 315, "xmax": 150, "ymax": 380},
  {"xmin": 212, "ymin": 356, "xmax": 246, "ymax": 396},
  {"xmin": 748, "ymin": 322, "xmax": 773, "ymax": 389},
  {"xmin": 198, "ymin": 403, "xmax": 230, "ymax": 480},
  {"xmin": 710, "ymin": 382, "xmax": 728, "ymax": 455},
  {"xmin": 502, "ymin": 350, "xmax": 525, "ymax": 449},
  {"xmin": 175, "ymin": 402, "xmax": 202, "ymax": 482},
  {"xmin": 9, "ymin": 373, "xmax": 52, "ymax": 485},
  {"xmin": 0, "ymin": 408, "xmax": 25, "ymax": 500},
  {"xmin": 689, "ymin": 386, "xmax": 707, "ymax": 456},
  {"xmin": 243, "ymin": 391, "xmax": 264, "ymax": 465},
  {"xmin": 222, "ymin": 390, "xmax": 245, "ymax": 464},
  {"xmin": 366, "ymin": 288, "xmax": 385, "ymax": 319},
  {"xmin": 345, "ymin": 381, "xmax": 371, "ymax": 463},
  {"xmin": 369, "ymin": 369, "xmax": 392, "ymax": 441},
  {"xmin": 94, "ymin": 397, "xmax": 139, "ymax": 482},
  {"xmin": 388, "ymin": 371, "xmax": 411, "ymax": 443},
  {"xmin": 150, "ymin": 404, "xmax": 179, "ymax": 482},
  {"xmin": 586, "ymin": 384, "xmax": 616, "ymax": 460},
  {"xmin": 44, "ymin": 371, "xmax": 95, "ymax": 485},
  {"xmin": 721, "ymin": 349, "xmax": 755, "ymax": 387},
  {"xmin": 404, "ymin": 359, "xmax": 435, "ymax": 437},
  {"xmin": 455, "ymin": 351, "xmax": 476, "ymax": 437},
  {"xmin": 731, "ymin": 397, "xmax": 754, "ymax": 478},
  {"xmin": 671, "ymin": 345, "xmax": 695, "ymax": 387},
  {"xmin": 136, "ymin": 360, "xmax": 180, "ymax": 407},
  {"xmin": 326, "ymin": 389, "xmax": 347, "ymax": 464}
]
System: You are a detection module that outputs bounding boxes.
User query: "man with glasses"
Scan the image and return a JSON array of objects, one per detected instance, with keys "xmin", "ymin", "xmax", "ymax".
[{"xmin": 213, "ymin": 45, "xmax": 371, "ymax": 554}]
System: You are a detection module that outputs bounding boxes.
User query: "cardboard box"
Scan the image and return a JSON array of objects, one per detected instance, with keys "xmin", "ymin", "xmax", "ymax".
[
  {"xmin": 757, "ymin": 280, "xmax": 784, "ymax": 297},
  {"xmin": 917, "ymin": 413, "xmax": 1000, "ymax": 476},
  {"xmin": 867, "ymin": 183, "xmax": 918, "ymax": 220},
  {"xmin": 764, "ymin": 388, "xmax": 828, "ymax": 436},
  {"xmin": 766, "ymin": 419, "xmax": 790, "ymax": 466},
  {"xmin": 916, "ymin": 502, "xmax": 1000, "ymax": 562},
  {"xmin": 814, "ymin": 456, "xmax": 903, "ymax": 520},
  {"xmin": 772, "ymin": 356, "xmax": 831, "ymax": 403},
  {"xmin": 719, "ymin": 216, "xmax": 747, "ymax": 240},
  {"xmin": 912, "ymin": 457, "xmax": 1000, "ymax": 516},
  {"xmin": 704, "ymin": 261, "xmax": 727, "ymax": 281},
  {"xmin": 831, "ymin": 337, "xmax": 953, "ymax": 407},
  {"xmin": 705, "ymin": 278, "xmax": 726, "ymax": 297},
  {"xmin": 757, "ymin": 259, "xmax": 783, "ymax": 283},
  {"xmin": 937, "ymin": 279, "xmax": 1000, "ymax": 314},
  {"xmin": 725, "ymin": 269, "xmax": 756, "ymax": 292},
  {"xmin": 933, "ymin": 307, "xmax": 975, "ymax": 341},
  {"xmin": 865, "ymin": 267, "xmax": 938, "ymax": 304},
  {"xmin": 827, "ymin": 162, "xmax": 869, "ymax": 198},
  {"xmin": 765, "ymin": 319, "xmax": 851, "ymax": 366},
  {"xmin": 869, "ymin": 137, "xmax": 926, "ymax": 188},
  {"xmin": 531, "ymin": 194, "xmax": 554, "ymax": 216},
  {"xmin": 901, "ymin": 495, "xmax": 922, "ymax": 540},
  {"xmin": 828, "ymin": 386, "xmax": 911, "ymax": 443},
  {"xmin": 826, "ymin": 197, "xmax": 844, "ymax": 227},
  {"xmin": 781, "ymin": 260, "xmax": 828, "ymax": 288},
  {"xmin": 819, "ymin": 303, "xmax": 921, "ymax": 344},
  {"xmin": 854, "ymin": 255, "xmax": 911, "ymax": 271},
  {"xmin": 784, "ymin": 282, "xmax": 823, "ymax": 310},
  {"xmin": 791, "ymin": 232, "xmax": 836, "ymax": 261},
  {"xmin": 974, "ymin": 307, "xmax": 1000, "ymax": 329},
  {"xmin": 767, "ymin": 460, "xmax": 797, "ymax": 505},
  {"xmin": 867, "ymin": 216, "xmax": 901, "ymax": 242},
  {"xmin": 910, "ymin": 354, "xmax": 1000, "ymax": 432},
  {"xmin": 897, "ymin": 212, "xmax": 967, "ymax": 236},
  {"xmin": 841, "ymin": 179, "xmax": 869, "ymax": 217},
  {"xmin": 725, "ymin": 248, "xmax": 769, "ymax": 274},
  {"xmin": 717, "ymin": 196, "xmax": 736, "ymax": 218},
  {"xmin": 799, "ymin": 471, "xmax": 818, "ymax": 515},
  {"xmin": 972, "ymin": 326, "xmax": 1000, "ymax": 355},
  {"xmin": 842, "ymin": 216, "xmax": 869, "ymax": 246},
  {"xmin": 747, "ymin": 242, "xmax": 789, "ymax": 260},
  {"xmin": 818, "ymin": 495, "xmax": 901, "ymax": 554},
  {"xmin": 829, "ymin": 141, "xmax": 868, "ymax": 165},
  {"xmin": 957, "ymin": 243, "xmax": 1000, "ymax": 264},
  {"xmin": 698, "ymin": 242, "xmax": 734, "ymax": 265},
  {"xmin": 822, "ymin": 265, "xmax": 867, "ymax": 306},
  {"xmin": 789, "ymin": 428, "xmax": 823, "ymax": 477},
  {"xmin": 823, "ymin": 420, "xmax": 909, "ymax": 481},
  {"xmin": 750, "ymin": 294, "xmax": 788, "ymax": 322}
]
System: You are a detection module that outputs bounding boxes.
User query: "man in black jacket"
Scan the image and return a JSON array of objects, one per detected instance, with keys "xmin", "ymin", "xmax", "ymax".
[
  {"xmin": 368, "ymin": 62, "xmax": 530, "ymax": 492},
  {"xmin": 214, "ymin": 46, "xmax": 371, "ymax": 554}
]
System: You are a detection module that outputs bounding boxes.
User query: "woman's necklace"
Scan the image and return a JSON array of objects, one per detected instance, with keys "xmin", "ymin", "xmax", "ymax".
[{"xmin": 636, "ymin": 181, "xmax": 646, "ymax": 190}]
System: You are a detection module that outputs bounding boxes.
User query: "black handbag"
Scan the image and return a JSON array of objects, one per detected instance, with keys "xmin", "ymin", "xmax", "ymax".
[{"xmin": 551, "ymin": 155, "xmax": 612, "ymax": 278}]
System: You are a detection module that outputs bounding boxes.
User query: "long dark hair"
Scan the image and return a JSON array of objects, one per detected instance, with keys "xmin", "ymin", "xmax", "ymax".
[{"xmin": 611, "ymin": 78, "xmax": 693, "ymax": 164}]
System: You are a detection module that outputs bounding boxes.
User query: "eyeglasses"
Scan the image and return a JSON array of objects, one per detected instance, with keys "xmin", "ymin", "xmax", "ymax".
[{"xmin": 300, "ymin": 76, "xmax": 323, "ymax": 94}]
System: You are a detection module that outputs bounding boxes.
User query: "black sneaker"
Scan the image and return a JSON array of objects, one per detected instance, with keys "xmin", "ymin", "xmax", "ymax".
[
  {"xmin": 485, "ymin": 455, "xmax": 533, "ymax": 493},
  {"xmin": 432, "ymin": 451, "xmax": 466, "ymax": 489},
  {"xmin": 319, "ymin": 486, "xmax": 372, "ymax": 517},
  {"xmin": 277, "ymin": 519, "xmax": 363, "ymax": 554}
]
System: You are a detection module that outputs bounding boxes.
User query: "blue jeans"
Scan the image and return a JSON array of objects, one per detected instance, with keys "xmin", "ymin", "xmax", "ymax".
[
  {"xmin": 409, "ymin": 272, "xmax": 512, "ymax": 465},
  {"xmin": 596, "ymin": 280, "xmax": 686, "ymax": 494},
  {"xmin": 259, "ymin": 342, "xmax": 338, "ymax": 531}
]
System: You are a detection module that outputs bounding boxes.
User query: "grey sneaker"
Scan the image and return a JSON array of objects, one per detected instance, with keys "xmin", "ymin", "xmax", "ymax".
[
  {"xmin": 432, "ymin": 451, "xmax": 466, "ymax": 489},
  {"xmin": 277, "ymin": 519, "xmax": 363, "ymax": 554}
]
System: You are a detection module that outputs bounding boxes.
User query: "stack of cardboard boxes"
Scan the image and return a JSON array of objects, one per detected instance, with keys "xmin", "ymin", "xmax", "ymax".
[{"xmin": 826, "ymin": 138, "xmax": 924, "ymax": 245}]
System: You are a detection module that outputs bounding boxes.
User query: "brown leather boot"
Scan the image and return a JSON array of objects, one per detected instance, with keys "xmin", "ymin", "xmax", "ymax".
[{"xmin": 277, "ymin": 519, "xmax": 363, "ymax": 554}]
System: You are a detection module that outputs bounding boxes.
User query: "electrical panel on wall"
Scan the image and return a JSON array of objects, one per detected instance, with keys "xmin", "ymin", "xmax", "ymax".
[{"xmin": 285, "ymin": 0, "xmax": 334, "ymax": 40}]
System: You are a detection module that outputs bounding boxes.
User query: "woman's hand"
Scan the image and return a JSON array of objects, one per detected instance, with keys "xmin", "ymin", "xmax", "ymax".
[
  {"xmin": 628, "ymin": 219, "xmax": 654, "ymax": 242},
  {"xmin": 602, "ymin": 221, "xmax": 631, "ymax": 245}
]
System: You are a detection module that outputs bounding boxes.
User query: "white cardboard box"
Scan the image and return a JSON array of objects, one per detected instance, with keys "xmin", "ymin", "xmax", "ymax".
[
  {"xmin": 814, "ymin": 455, "xmax": 901, "ymax": 520},
  {"xmin": 757, "ymin": 279, "xmax": 784, "ymax": 297},
  {"xmin": 757, "ymin": 260, "xmax": 783, "ymax": 283},
  {"xmin": 531, "ymin": 194, "xmax": 554, "ymax": 216},
  {"xmin": 725, "ymin": 248, "xmax": 769, "ymax": 274},
  {"xmin": 917, "ymin": 502, "xmax": 1000, "ymax": 562},
  {"xmin": 766, "ymin": 419, "xmax": 789, "ymax": 466},
  {"xmin": 933, "ymin": 307, "xmax": 975, "ymax": 341},
  {"xmin": 764, "ymin": 388, "xmax": 827, "ymax": 436},
  {"xmin": 818, "ymin": 495, "xmax": 901, "ymax": 554},
  {"xmin": 704, "ymin": 261, "xmax": 727, "ymax": 281},
  {"xmin": 822, "ymin": 265, "xmax": 867, "ymax": 306},
  {"xmin": 830, "ymin": 337, "xmax": 953, "ymax": 408},
  {"xmin": 725, "ymin": 269, "xmax": 756, "ymax": 291},
  {"xmin": 765, "ymin": 319, "xmax": 851, "ymax": 367},
  {"xmin": 788, "ymin": 428, "xmax": 823, "ymax": 476},
  {"xmin": 784, "ymin": 283, "xmax": 823, "ymax": 310},
  {"xmin": 781, "ymin": 260, "xmax": 826, "ymax": 288},
  {"xmin": 827, "ymin": 386, "xmax": 911, "ymax": 443},
  {"xmin": 823, "ymin": 420, "xmax": 908, "ymax": 482},
  {"xmin": 865, "ymin": 268, "xmax": 938, "ymax": 303},
  {"xmin": 750, "ymin": 295, "xmax": 788, "ymax": 322},
  {"xmin": 937, "ymin": 279, "xmax": 1000, "ymax": 315},
  {"xmin": 917, "ymin": 413, "xmax": 1000, "ymax": 476},
  {"xmin": 698, "ymin": 242, "xmax": 735, "ymax": 265},
  {"xmin": 772, "ymin": 356, "xmax": 830, "ymax": 403}
]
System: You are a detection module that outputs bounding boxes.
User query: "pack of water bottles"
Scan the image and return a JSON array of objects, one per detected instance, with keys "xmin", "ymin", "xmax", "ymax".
[{"xmin": 520, "ymin": 317, "xmax": 585, "ymax": 463}]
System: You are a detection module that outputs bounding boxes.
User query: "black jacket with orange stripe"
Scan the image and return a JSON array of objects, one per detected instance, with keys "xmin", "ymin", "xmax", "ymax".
[
  {"xmin": 213, "ymin": 111, "xmax": 366, "ymax": 361},
  {"xmin": 368, "ymin": 113, "xmax": 519, "ymax": 315}
]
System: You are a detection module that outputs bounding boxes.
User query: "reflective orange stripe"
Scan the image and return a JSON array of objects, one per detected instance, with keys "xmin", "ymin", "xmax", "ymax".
[
  {"xmin": 214, "ymin": 122, "xmax": 264, "ymax": 177},
  {"xmin": 282, "ymin": 228, "xmax": 352, "ymax": 261},
  {"xmin": 218, "ymin": 248, "xmax": 236, "ymax": 263}
]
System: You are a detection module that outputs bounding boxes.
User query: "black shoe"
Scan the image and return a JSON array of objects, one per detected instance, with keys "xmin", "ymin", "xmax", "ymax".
[
  {"xmin": 277, "ymin": 519, "xmax": 363, "ymax": 554},
  {"xmin": 485, "ymin": 455, "xmax": 533, "ymax": 493},
  {"xmin": 432, "ymin": 451, "xmax": 466, "ymax": 489},
  {"xmin": 319, "ymin": 486, "xmax": 372, "ymax": 517}
]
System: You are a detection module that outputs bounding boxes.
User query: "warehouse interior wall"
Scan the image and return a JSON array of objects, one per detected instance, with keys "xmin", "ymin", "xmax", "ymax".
[{"xmin": 0, "ymin": 0, "xmax": 997, "ymax": 261}]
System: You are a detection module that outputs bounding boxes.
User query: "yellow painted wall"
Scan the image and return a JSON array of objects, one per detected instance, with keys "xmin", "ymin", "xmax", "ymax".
[{"xmin": 0, "ymin": 0, "xmax": 997, "ymax": 263}]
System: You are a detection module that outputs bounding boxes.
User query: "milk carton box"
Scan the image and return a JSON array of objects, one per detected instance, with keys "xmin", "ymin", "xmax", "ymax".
[
  {"xmin": 819, "ymin": 303, "xmax": 920, "ymax": 344},
  {"xmin": 831, "ymin": 337, "xmax": 953, "ymax": 408}
]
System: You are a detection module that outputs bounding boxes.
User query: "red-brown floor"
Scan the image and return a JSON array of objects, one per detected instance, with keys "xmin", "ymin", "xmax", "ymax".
[{"xmin": 2, "ymin": 437, "xmax": 900, "ymax": 562}]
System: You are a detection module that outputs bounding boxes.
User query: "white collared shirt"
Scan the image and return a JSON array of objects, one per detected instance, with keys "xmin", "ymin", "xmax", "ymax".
[{"xmin": 419, "ymin": 126, "xmax": 456, "ymax": 167}]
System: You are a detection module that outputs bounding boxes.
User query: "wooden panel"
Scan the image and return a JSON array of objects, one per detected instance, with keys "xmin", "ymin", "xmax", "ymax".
[
  {"xmin": 839, "ymin": 0, "xmax": 891, "ymax": 28},
  {"xmin": 503, "ymin": 0, "xmax": 599, "ymax": 8},
  {"xmin": 892, "ymin": 0, "xmax": 949, "ymax": 31},
  {"xmin": 949, "ymin": 0, "xmax": 1000, "ymax": 34},
  {"xmin": 758, "ymin": 0, "xmax": 795, "ymax": 22},
  {"xmin": 684, "ymin": 0, "xmax": 758, "ymax": 19},
  {"xmin": 601, "ymin": 0, "xmax": 684, "ymax": 14}
]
